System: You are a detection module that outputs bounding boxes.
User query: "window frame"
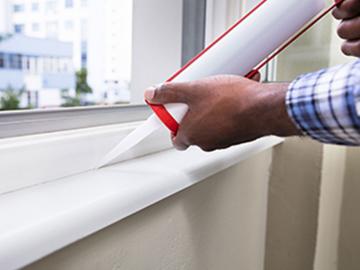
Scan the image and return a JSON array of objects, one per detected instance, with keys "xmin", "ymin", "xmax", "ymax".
[
  {"xmin": 0, "ymin": 0, "xmax": 282, "ymax": 198},
  {"xmin": 0, "ymin": 0, "xmax": 207, "ymax": 139},
  {"xmin": 0, "ymin": 0, "xmax": 279, "ymax": 139},
  {"xmin": 1, "ymin": 0, "xmax": 276, "ymax": 139}
]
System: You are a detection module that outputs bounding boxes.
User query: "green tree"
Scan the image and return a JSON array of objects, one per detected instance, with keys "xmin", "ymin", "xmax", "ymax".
[
  {"xmin": 61, "ymin": 88, "xmax": 81, "ymax": 107},
  {"xmin": 0, "ymin": 86, "xmax": 24, "ymax": 110},
  {"xmin": 62, "ymin": 69, "xmax": 93, "ymax": 107},
  {"xmin": 76, "ymin": 68, "xmax": 92, "ymax": 95}
]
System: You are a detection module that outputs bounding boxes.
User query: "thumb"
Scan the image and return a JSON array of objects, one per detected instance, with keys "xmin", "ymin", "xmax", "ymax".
[{"xmin": 144, "ymin": 83, "xmax": 189, "ymax": 105}]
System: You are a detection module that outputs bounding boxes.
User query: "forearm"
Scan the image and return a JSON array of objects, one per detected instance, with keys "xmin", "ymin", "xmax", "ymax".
[
  {"xmin": 249, "ymin": 59, "xmax": 360, "ymax": 146},
  {"xmin": 254, "ymin": 83, "xmax": 302, "ymax": 138}
]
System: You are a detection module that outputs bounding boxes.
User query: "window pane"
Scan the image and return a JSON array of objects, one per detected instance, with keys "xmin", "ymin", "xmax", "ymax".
[
  {"xmin": 32, "ymin": 23, "xmax": 40, "ymax": 32},
  {"xmin": 275, "ymin": 14, "xmax": 354, "ymax": 81},
  {"xmin": 13, "ymin": 4, "xmax": 25, "ymax": 12},
  {"xmin": 0, "ymin": 53, "xmax": 4, "ymax": 68},
  {"xmin": 65, "ymin": 0, "xmax": 74, "ymax": 8},
  {"xmin": 0, "ymin": 0, "xmax": 185, "ymax": 111},
  {"xmin": 13, "ymin": 24, "xmax": 24, "ymax": 33},
  {"xmin": 32, "ymin": 2, "xmax": 39, "ymax": 11},
  {"xmin": 206, "ymin": 0, "xmax": 354, "ymax": 83},
  {"xmin": 45, "ymin": 0, "xmax": 57, "ymax": 13}
]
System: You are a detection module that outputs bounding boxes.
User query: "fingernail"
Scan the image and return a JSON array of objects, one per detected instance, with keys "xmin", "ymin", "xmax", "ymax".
[{"xmin": 144, "ymin": 87, "xmax": 155, "ymax": 101}]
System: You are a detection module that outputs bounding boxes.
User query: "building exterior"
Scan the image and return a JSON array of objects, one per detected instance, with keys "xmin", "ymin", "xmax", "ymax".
[
  {"xmin": 0, "ymin": 34, "xmax": 74, "ymax": 108},
  {"xmin": 0, "ymin": 0, "xmax": 88, "ymax": 70},
  {"xmin": 87, "ymin": 0, "xmax": 132, "ymax": 103},
  {"xmin": 0, "ymin": 0, "xmax": 133, "ymax": 106}
]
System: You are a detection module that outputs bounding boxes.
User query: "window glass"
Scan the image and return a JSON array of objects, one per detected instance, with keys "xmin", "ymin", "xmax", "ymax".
[
  {"xmin": 207, "ymin": 0, "xmax": 354, "ymax": 83},
  {"xmin": 13, "ymin": 4, "xmax": 24, "ymax": 12},
  {"xmin": 0, "ymin": 0, "xmax": 184, "ymax": 111},
  {"xmin": 0, "ymin": 53, "xmax": 4, "ymax": 68},
  {"xmin": 65, "ymin": 0, "xmax": 73, "ymax": 8},
  {"xmin": 32, "ymin": 2, "xmax": 39, "ymax": 11},
  {"xmin": 13, "ymin": 24, "xmax": 24, "ymax": 33},
  {"xmin": 45, "ymin": 0, "xmax": 57, "ymax": 13},
  {"xmin": 275, "ymin": 11, "xmax": 354, "ymax": 81},
  {"xmin": 9, "ymin": 54, "xmax": 22, "ymax": 69},
  {"xmin": 1, "ymin": 0, "xmax": 354, "ymax": 114}
]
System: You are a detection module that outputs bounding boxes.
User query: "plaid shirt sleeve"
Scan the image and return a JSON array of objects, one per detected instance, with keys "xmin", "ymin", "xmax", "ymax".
[{"xmin": 286, "ymin": 59, "xmax": 360, "ymax": 146}]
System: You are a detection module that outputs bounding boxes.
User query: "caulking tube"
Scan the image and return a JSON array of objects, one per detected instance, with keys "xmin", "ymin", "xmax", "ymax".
[
  {"xmin": 98, "ymin": 0, "xmax": 326, "ymax": 168},
  {"xmin": 150, "ymin": 0, "xmax": 326, "ymax": 133}
]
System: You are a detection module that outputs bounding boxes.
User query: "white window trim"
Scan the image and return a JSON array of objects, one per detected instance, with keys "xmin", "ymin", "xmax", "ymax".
[
  {"xmin": 0, "ymin": 120, "xmax": 173, "ymax": 194},
  {"xmin": 0, "ymin": 105, "xmax": 151, "ymax": 139},
  {"xmin": 0, "ymin": 135, "xmax": 283, "ymax": 270}
]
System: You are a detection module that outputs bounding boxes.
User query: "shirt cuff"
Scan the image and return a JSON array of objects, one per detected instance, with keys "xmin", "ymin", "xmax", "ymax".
[{"xmin": 286, "ymin": 61, "xmax": 360, "ymax": 146}]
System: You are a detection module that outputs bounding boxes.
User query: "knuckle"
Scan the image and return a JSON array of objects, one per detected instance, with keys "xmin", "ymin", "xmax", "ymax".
[
  {"xmin": 332, "ymin": 9, "xmax": 342, "ymax": 20},
  {"xmin": 159, "ymin": 82, "xmax": 172, "ymax": 91},
  {"xmin": 152, "ymin": 88, "xmax": 163, "ymax": 100},
  {"xmin": 162, "ymin": 83, "xmax": 188, "ymax": 102},
  {"xmin": 341, "ymin": 48, "xmax": 349, "ymax": 56},
  {"xmin": 200, "ymin": 145, "xmax": 215, "ymax": 152},
  {"xmin": 341, "ymin": 41, "xmax": 360, "ymax": 57},
  {"xmin": 337, "ymin": 23, "xmax": 348, "ymax": 39},
  {"xmin": 341, "ymin": 43, "xmax": 351, "ymax": 56},
  {"xmin": 186, "ymin": 133, "xmax": 197, "ymax": 145},
  {"xmin": 354, "ymin": 42, "xmax": 360, "ymax": 56}
]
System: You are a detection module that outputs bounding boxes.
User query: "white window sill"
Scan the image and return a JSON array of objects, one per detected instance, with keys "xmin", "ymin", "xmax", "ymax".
[{"xmin": 0, "ymin": 136, "xmax": 283, "ymax": 270}]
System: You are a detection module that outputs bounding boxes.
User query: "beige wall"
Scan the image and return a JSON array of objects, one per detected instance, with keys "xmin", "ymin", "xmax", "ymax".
[
  {"xmin": 338, "ymin": 148, "xmax": 360, "ymax": 270},
  {"xmin": 265, "ymin": 138, "xmax": 324, "ymax": 270},
  {"xmin": 314, "ymin": 146, "xmax": 360, "ymax": 270},
  {"xmin": 314, "ymin": 145, "xmax": 347, "ymax": 270},
  {"xmin": 26, "ymin": 149, "xmax": 273, "ymax": 270}
]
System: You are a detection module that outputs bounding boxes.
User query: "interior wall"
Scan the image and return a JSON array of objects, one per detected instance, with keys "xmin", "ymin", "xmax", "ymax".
[
  {"xmin": 314, "ymin": 145, "xmax": 347, "ymax": 270},
  {"xmin": 337, "ymin": 148, "xmax": 360, "ymax": 270},
  {"xmin": 265, "ymin": 138, "xmax": 324, "ymax": 270},
  {"xmin": 314, "ymin": 15, "xmax": 357, "ymax": 270},
  {"xmin": 26, "ymin": 149, "xmax": 273, "ymax": 270}
]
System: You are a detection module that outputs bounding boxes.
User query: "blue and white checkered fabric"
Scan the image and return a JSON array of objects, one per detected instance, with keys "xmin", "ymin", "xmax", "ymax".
[{"xmin": 286, "ymin": 59, "xmax": 360, "ymax": 146}]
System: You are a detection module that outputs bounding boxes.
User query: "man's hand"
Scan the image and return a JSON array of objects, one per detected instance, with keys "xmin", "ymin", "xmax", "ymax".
[
  {"xmin": 145, "ymin": 76, "xmax": 301, "ymax": 151},
  {"xmin": 333, "ymin": 0, "xmax": 360, "ymax": 57}
]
